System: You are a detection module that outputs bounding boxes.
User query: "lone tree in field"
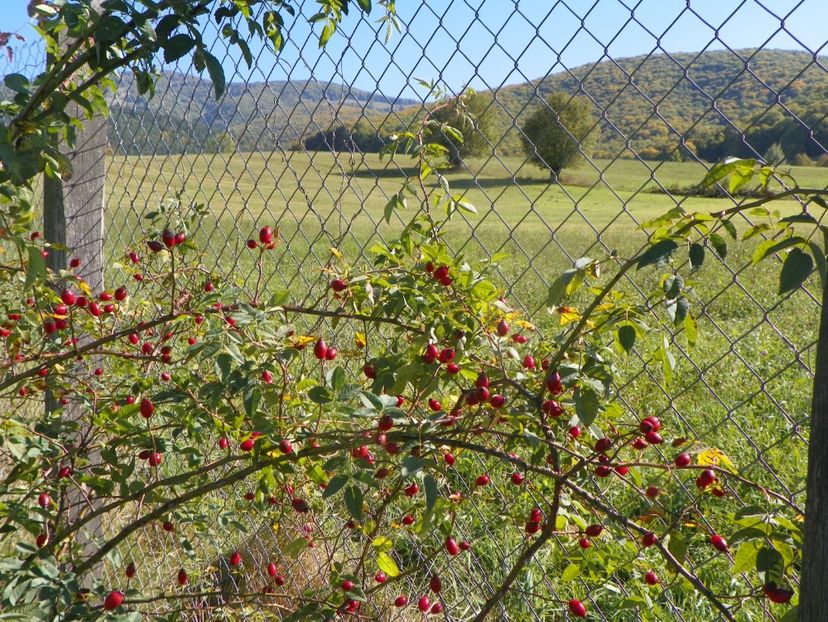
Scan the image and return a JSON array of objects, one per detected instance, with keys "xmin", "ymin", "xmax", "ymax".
[
  {"xmin": 763, "ymin": 141, "xmax": 786, "ymax": 165},
  {"xmin": 429, "ymin": 90, "xmax": 496, "ymax": 168},
  {"xmin": 521, "ymin": 92, "xmax": 595, "ymax": 181}
]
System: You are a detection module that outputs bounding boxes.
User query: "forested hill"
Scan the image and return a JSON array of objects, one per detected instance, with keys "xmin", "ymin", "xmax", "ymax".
[
  {"xmin": 104, "ymin": 49, "xmax": 828, "ymax": 161},
  {"xmin": 107, "ymin": 71, "xmax": 418, "ymax": 155},
  {"xmin": 487, "ymin": 48, "xmax": 828, "ymax": 161}
]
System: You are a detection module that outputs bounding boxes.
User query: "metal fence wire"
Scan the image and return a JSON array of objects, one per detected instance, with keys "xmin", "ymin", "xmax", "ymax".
[{"xmin": 3, "ymin": 0, "xmax": 827, "ymax": 619}]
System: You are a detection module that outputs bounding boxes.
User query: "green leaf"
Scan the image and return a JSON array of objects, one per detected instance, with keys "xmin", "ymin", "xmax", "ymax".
[
  {"xmin": 779, "ymin": 248, "xmax": 813, "ymax": 295},
  {"xmin": 376, "ymin": 551, "xmax": 400, "ymax": 577},
  {"xmin": 359, "ymin": 391, "xmax": 385, "ymax": 411},
  {"xmin": 329, "ymin": 366, "xmax": 346, "ymax": 392},
  {"xmin": 163, "ymin": 34, "xmax": 196, "ymax": 63},
  {"xmin": 656, "ymin": 335, "xmax": 675, "ymax": 385},
  {"xmin": 382, "ymin": 193, "xmax": 406, "ymax": 224},
  {"xmin": 729, "ymin": 166, "xmax": 755, "ymax": 193},
  {"xmin": 721, "ymin": 220, "xmax": 738, "ymax": 240},
  {"xmin": 709, "ymin": 233, "xmax": 728, "ymax": 259},
  {"xmin": 547, "ymin": 268, "xmax": 581, "ymax": 306},
  {"xmin": 667, "ymin": 533, "xmax": 687, "ymax": 563},
  {"xmin": 756, "ymin": 546, "xmax": 784, "ymax": 582},
  {"xmin": 701, "ymin": 160, "xmax": 744, "ymax": 188},
  {"xmin": 617, "ymin": 325, "xmax": 636, "ymax": 353},
  {"xmin": 683, "ymin": 314, "xmax": 698, "ymax": 347},
  {"xmin": 319, "ymin": 21, "xmax": 335, "ymax": 46},
  {"xmin": 780, "ymin": 607, "xmax": 799, "ymax": 622},
  {"xmin": 344, "ymin": 485, "xmax": 363, "ymax": 521},
  {"xmin": 371, "ymin": 535, "xmax": 393, "ymax": 552},
  {"xmin": 454, "ymin": 197, "xmax": 478, "ymax": 215},
  {"xmin": 308, "ymin": 386, "xmax": 333, "ymax": 404},
  {"xmin": 752, "ymin": 236, "xmax": 806, "ymax": 265},
  {"xmin": 689, "ymin": 243, "xmax": 705, "ymax": 269},
  {"xmin": 561, "ymin": 563, "xmax": 580, "ymax": 581},
  {"xmin": 732, "ymin": 540, "xmax": 761, "ymax": 574},
  {"xmin": 203, "ymin": 52, "xmax": 226, "ymax": 98},
  {"xmin": 95, "ymin": 14, "xmax": 128, "ymax": 43},
  {"xmin": 3, "ymin": 73, "xmax": 29, "ymax": 94},
  {"xmin": 243, "ymin": 387, "xmax": 261, "ymax": 417},
  {"xmin": 664, "ymin": 274, "xmax": 683, "ymax": 299},
  {"xmin": 24, "ymin": 246, "xmax": 46, "ymax": 290},
  {"xmin": 637, "ymin": 240, "xmax": 678, "ymax": 270},
  {"xmin": 323, "ymin": 474, "xmax": 349, "ymax": 498},
  {"xmin": 780, "ymin": 213, "xmax": 818, "ymax": 225},
  {"xmin": 400, "ymin": 456, "xmax": 424, "ymax": 477},
  {"xmin": 424, "ymin": 474, "xmax": 438, "ymax": 514},
  {"xmin": 573, "ymin": 384, "xmax": 601, "ymax": 427},
  {"xmin": 700, "ymin": 158, "xmax": 757, "ymax": 191},
  {"xmin": 808, "ymin": 241, "xmax": 826, "ymax": 289},
  {"xmin": 666, "ymin": 297, "xmax": 690, "ymax": 326}
]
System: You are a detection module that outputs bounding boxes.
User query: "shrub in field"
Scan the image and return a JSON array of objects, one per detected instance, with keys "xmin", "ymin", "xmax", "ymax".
[
  {"xmin": 520, "ymin": 92, "xmax": 596, "ymax": 181},
  {"xmin": 1, "ymin": 2, "xmax": 827, "ymax": 621}
]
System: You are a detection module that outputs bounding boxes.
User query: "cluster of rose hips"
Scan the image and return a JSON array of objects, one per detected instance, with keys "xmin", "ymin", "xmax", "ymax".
[
  {"xmin": 246, "ymin": 226, "xmax": 277, "ymax": 250},
  {"xmin": 313, "ymin": 338, "xmax": 337, "ymax": 361},
  {"xmin": 423, "ymin": 262, "xmax": 453, "ymax": 287},
  {"xmin": 147, "ymin": 228, "xmax": 186, "ymax": 253},
  {"xmin": 525, "ymin": 506, "xmax": 544, "ymax": 535},
  {"xmin": 6, "ymin": 271, "xmax": 136, "ymax": 397},
  {"xmin": 419, "ymin": 344, "xmax": 507, "ymax": 411},
  {"xmin": 41, "ymin": 285, "xmax": 129, "ymax": 337}
]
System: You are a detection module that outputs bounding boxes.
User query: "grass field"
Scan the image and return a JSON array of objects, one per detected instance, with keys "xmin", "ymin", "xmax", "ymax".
[
  {"xmin": 105, "ymin": 150, "xmax": 826, "ymax": 310},
  {"xmin": 105, "ymin": 150, "xmax": 824, "ymax": 504}
]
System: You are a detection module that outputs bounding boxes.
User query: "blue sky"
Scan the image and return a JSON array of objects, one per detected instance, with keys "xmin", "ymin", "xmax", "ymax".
[{"xmin": 4, "ymin": 0, "xmax": 828, "ymax": 99}]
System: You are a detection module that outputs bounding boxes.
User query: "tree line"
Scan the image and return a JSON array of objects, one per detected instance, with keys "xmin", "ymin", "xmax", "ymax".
[{"xmin": 301, "ymin": 88, "xmax": 828, "ymax": 178}]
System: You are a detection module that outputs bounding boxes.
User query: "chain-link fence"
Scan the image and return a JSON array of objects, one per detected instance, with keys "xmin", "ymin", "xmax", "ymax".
[{"xmin": 3, "ymin": 0, "xmax": 826, "ymax": 619}]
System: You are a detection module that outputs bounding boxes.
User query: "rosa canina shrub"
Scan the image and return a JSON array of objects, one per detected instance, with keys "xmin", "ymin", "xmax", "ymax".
[
  {"xmin": 0, "ymin": 3, "xmax": 820, "ymax": 618},
  {"xmin": 0, "ymin": 166, "xmax": 809, "ymax": 621}
]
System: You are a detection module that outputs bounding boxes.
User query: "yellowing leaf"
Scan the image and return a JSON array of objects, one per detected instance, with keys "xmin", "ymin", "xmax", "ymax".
[
  {"xmin": 376, "ymin": 552, "xmax": 400, "ymax": 577},
  {"xmin": 355, "ymin": 332, "xmax": 367, "ymax": 349},
  {"xmin": 291, "ymin": 335, "xmax": 316, "ymax": 349},
  {"xmin": 78, "ymin": 279, "xmax": 92, "ymax": 296},
  {"xmin": 372, "ymin": 536, "xmax": 393, "ymax": 552},
  {"xmin": 559, "ymin": 307, "xmax": 581, "ymax": 325},
  {"xmin": 329, "ymin": 247, "xmax": 343, "ymax": 260},
  {"xmin": 696, "ymin": 448, "xmax": 737, "ymax": 474},
  {"xmin": 514, "ymin": 319, "xmax": 535, "ymax": 330}
]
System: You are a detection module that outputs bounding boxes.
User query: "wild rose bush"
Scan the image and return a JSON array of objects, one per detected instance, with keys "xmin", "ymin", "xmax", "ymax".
[
  {"xmin": 0, "ymin": 181, "xmax": 805, "ymax": 620},
  {"xmin": 0, "ymin": 1, "xmax": 820, "ymax": 620}
]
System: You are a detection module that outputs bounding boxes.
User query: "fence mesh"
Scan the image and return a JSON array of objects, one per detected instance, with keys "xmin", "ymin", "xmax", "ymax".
[{"xmin": 3, "ymin": 0, "xmax": 826, "ymax": 619}]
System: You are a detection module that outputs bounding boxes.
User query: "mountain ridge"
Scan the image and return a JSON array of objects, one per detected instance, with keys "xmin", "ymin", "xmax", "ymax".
[{"xmin": 105, "ymin": 48, "xmax": 828, "ymax": 161}]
